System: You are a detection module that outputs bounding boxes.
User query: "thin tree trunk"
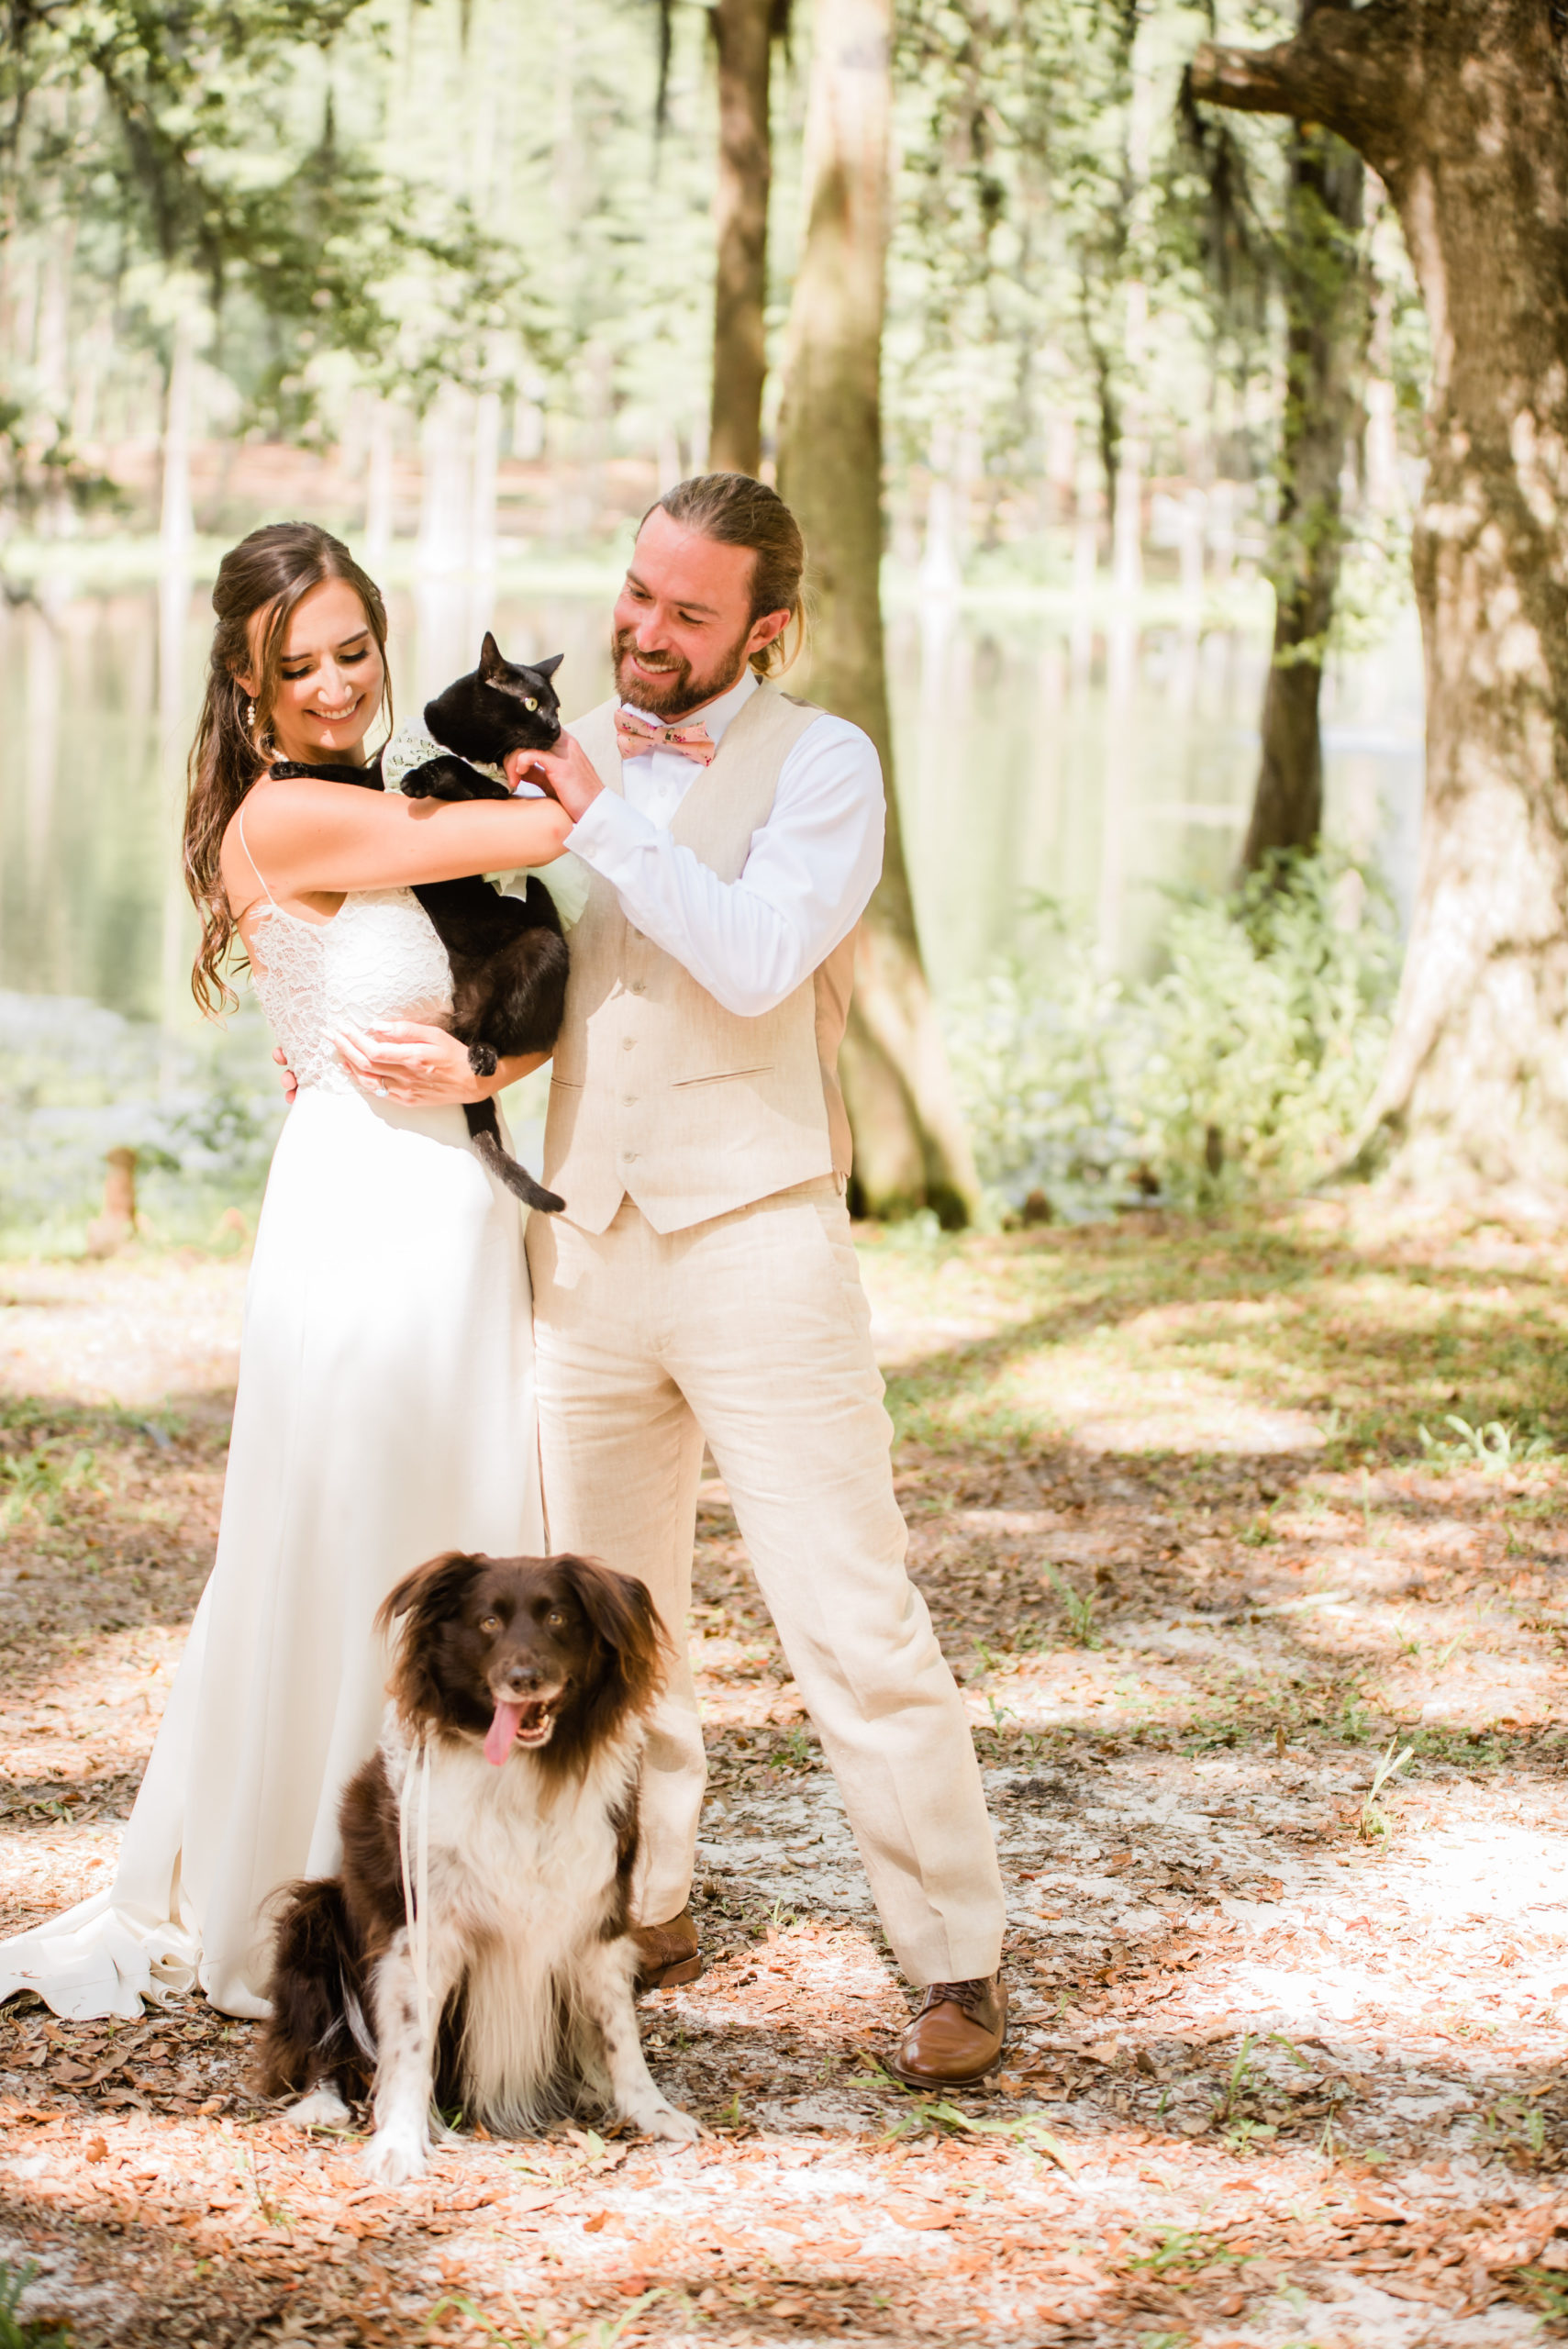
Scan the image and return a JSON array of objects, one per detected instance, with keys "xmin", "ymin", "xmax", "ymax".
[
  {"xmin": 709, "ymin": 0, "xmax": 773, "ymax": 476},
  {"xmin": 1194, "ymin": 0, "xmax": 1568, "ymax": 1208},
  {"xmin": 777, "ymin": 0, "xmax": 979, "ymax": 1226},
  {"xmin": 1242, "ymin": 120, "xmax": 1365, "ymax": 870}
]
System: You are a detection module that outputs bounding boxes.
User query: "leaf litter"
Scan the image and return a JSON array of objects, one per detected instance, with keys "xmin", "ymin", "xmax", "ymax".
[{"xmin": 2, "ymin": 1210, "xmax": 1568, "ymax": 2343}]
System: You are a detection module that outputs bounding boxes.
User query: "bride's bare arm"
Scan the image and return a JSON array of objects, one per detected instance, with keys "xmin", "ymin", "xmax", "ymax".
[{"xmin": 224, "ymin": 777, "xmax": 573, "ymax": 904}]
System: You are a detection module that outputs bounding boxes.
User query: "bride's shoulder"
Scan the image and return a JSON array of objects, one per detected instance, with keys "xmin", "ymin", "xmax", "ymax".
[{"xmin": 220, "ymin": 776, "xmax": 329, "ymax": 896}]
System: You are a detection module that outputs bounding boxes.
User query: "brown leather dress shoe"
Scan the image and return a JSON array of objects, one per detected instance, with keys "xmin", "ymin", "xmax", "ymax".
[
  {"xmin": 886, "ymin": 1976, "xmax": 1006, "ymax": 2088},
  {"xmin": 630, "ymin": 1906, "xmax": 703, "ymax": 1994}
]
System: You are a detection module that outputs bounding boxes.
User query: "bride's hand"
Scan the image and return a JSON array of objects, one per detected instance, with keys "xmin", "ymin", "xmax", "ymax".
[{"xmin": 335, "ymin": 1021, "xmax": 545, "ymax": 1105}]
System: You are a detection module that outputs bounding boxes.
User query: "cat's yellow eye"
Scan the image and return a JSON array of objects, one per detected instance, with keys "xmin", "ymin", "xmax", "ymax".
[{"xmin": 524, "ymin": 696, "xmax": 538, "ymax": 712}]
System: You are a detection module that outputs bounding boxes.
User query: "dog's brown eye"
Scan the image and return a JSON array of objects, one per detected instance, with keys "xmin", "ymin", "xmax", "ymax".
[
  {"xmin": 545, "ymin": 1609, "xmax": 566, "ymax": 1629},
  {"xmin": 524, "ymin": 696, "xmax": 538, "ymax": 712},
  {"xmin": 479, "ymin": 1614, "xmax": 501, "ymax": 1634}
]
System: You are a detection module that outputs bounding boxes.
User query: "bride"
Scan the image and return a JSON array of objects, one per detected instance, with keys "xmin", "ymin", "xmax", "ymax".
[{"xmin": 0, "ymin": 522, "xmax": 571, "ymax": 2021}]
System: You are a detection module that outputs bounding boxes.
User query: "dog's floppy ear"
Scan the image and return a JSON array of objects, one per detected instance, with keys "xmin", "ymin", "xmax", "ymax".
[
  {"xmin": 379, "ymin": 1552, "xmax": 486, "ymax": 1730},
  {"xmin": 375, "ymin": 1550, "xmax": 482, "ymax": 1642},
  {"xmin": 556, "ymin": 1554, "xmax": 666, "ymax": 1708}
]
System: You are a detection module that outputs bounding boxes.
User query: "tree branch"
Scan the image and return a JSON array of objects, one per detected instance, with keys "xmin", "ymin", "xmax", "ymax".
[{"xmin": 1189, "ymin": 2, "xmax": 1407, "ymax": 170}]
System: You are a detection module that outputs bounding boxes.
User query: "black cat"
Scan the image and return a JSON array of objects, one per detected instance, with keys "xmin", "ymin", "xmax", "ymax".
[{"xmin": 272, "ymin": 634, "xmax": 570, "ymax": 1214}]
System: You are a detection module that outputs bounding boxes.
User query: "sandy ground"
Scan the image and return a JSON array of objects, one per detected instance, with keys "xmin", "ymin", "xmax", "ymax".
[{"xmin": 1, "ymin": 1219, "xmax": 1567, "ymax": 2347}]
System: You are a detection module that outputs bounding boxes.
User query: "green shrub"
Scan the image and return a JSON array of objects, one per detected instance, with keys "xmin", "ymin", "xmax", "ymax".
[{"xmin": 947, "ymin": 850, "xmax": 1398, "ymax": 1219}]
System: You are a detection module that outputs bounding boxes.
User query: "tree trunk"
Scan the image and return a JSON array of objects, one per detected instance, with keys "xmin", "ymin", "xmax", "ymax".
[
  {"xmin": 777, "ymin": 0, "xmax": 979, "ymax": 1226},
  {"xmin": 709, "ymin": 0, "xmax": 773, "ymax": 477},
  {"xmin": 1242, "ymin": 121, "xmax": 1365, "ymax": 870},
  {"xmin": 1193, "ymin": 1, "xmax": 1568, "ymax": 1208}
]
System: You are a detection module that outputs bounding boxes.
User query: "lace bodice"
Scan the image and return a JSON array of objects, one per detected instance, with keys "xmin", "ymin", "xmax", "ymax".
[{"xmin": 247, "ymin": 891, "xmax": 454, "ymax": 1095}]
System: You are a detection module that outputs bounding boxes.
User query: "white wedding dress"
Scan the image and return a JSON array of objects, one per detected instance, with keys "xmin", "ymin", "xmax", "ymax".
[{"xmin": 0, "ymin": 873, "xmax": 544, "ymax": 2020}]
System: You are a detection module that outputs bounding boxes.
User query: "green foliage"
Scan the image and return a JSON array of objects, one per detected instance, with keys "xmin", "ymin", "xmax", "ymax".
[
  {"xmin": 1045, "ymin": 1563, "xmax": 1099, "ymax": 1647},
  {"xmin": 0, "ymin": 991, "xmax": 283, "ymax": 1252},
  {"xmin": 0, "ymin": 2265, "xmax": 71, "ymax": 2349},
  {"xmin": 947, "ymin": 850, "xmax": 1398, "ymax": 1219},
  {"xmin": 1357, "ymin": 1734, "xmax": 1413, "ymax": 1843},
  {"xmin": 1417, "ymin": 1416, "xmax": 1557, "ymax": 1472}
]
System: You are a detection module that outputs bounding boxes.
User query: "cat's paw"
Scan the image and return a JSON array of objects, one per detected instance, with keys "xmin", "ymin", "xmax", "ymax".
[
  {"xmin": 467, "ymin": 1041, "xmax": 499, "ymax": 1078},
  {"xmin": 401, "ymin": 754, "xmax": 508, "ymax": 803}
]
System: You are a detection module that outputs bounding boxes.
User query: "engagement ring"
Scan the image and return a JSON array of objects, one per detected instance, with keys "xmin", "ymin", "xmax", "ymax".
[{"xmin": 373, "ymin": 1080, "xmax": 389, "ymax": 1097}]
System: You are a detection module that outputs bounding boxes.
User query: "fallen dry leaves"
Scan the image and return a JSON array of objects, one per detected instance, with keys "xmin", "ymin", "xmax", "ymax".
[{"xmin": 4, "ymin": 1211, "xmax": 1568, "ymax": 2344}]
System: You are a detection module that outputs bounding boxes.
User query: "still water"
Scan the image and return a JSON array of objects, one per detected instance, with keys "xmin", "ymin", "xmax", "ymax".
[{"xmin": 0, "ymin": 570, "xmax": 1425, "ymax": 1034}]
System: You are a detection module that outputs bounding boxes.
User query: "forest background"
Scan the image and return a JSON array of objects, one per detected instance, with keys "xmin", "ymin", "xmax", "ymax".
[{"xmin": 0, "ymin": 0, "xmax": 1543, "ymax": 1250}]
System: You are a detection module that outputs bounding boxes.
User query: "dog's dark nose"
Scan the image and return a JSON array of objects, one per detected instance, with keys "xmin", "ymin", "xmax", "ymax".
[{"xmin": 498, "ymin": 1659, "xmax": 542, "ymax": 1697}]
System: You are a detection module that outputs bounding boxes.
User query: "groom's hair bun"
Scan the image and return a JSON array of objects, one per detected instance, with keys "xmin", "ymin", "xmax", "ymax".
[{"xmin": 647, "ymin": 473, "xmax": 806, "ymax": 677}]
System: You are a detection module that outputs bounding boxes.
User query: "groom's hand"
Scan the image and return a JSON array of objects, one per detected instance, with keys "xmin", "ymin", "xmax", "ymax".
[{"xmin": 504, "ymin": 736, "xmax": 603, "ymax": 825}]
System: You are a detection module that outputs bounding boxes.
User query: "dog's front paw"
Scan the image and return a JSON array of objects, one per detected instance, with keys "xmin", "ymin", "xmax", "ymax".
[
  {"xmin": 363, "ymin": 2123, "xmax": 429, "ymax": 2187},
  {"xmin": 631, "ymin": 2098, "xmax": 702, "ymax": 2145},
  {"xmin": 284, "ymin": 2083, "xmax": 351, "ymax": 2131}
]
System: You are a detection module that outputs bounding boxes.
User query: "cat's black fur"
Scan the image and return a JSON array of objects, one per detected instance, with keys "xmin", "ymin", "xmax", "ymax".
[{"xmin": 271, "ymin": 633, "xmax": 570, "ymax": 1214}]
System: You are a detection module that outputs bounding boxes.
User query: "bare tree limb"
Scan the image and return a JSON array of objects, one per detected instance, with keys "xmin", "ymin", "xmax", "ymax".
[{"xmin": 1190, "ymin": 3, "xmax": 1407, "ymax": 170}]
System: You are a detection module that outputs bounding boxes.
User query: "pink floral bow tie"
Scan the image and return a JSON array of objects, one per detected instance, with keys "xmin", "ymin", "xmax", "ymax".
[{"xmin": 614, "ymin": 708, "xmax": 718, "ymax": 766}]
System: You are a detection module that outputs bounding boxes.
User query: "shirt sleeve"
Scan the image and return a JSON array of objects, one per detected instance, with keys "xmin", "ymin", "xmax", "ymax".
[{"xmin": 562, "ymin": 714, "xmax": 885, "ymax": 1016}]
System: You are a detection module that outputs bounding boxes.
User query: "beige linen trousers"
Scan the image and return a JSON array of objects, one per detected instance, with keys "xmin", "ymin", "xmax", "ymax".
[{"xmin": 527, "ymin": 1181, "xmax": 1006, "ymax": 1986}]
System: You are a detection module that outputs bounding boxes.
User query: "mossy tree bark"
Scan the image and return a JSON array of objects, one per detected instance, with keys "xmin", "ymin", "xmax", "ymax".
[
  {"xmin": 1195, "ymin": 1, "xmax": 1568, "ymax": 1207},
  {"xmin": 777, "ymin": 0, "xmax": 979, "ymax": 1226},
  {"xmin": 1242, "ymin": 121, "xmax": 1366, "ymax": 871},
  {"xmin": 708, "ymin": 0, "xmax": 774, "ymax": 477}
]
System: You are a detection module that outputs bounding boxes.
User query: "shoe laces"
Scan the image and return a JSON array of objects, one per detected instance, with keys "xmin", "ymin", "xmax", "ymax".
[{"xmin": 921, "ymin": 1977, "xmax": 991, "ymax": 2019}]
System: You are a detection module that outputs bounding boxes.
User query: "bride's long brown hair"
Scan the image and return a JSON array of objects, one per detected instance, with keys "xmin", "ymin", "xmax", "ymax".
[{"xmin": 183, "ymin": 522, "xmax": 392, "ymax": 1014}]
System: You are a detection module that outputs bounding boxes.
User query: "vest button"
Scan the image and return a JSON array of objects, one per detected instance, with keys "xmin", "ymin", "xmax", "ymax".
[
  {"xmin": 629, "ymin": 981, "xmax": 647, "ymax": 995},
  {"xmin": 622, "ymin": 1150, "xmax": 638, "ymax": 1163},
  {"xmin": 621, "ymin": 1095, "xmax": 636, "ymax": 1107},
  {"xmin": 622, "ymin": 1037, "xmax": 634, "ymax": 1051}
]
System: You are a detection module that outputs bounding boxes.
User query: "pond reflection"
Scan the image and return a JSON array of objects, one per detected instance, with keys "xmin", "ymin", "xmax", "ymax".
[{"xmin": 0, "ymin": 572, "xmax": 1425, "ymax": 1035}]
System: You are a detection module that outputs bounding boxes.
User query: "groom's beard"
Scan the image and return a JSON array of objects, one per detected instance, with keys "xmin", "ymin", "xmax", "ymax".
[{"xmin": 612, "ymin": 623, "xmax": 751, "ymax": 718}]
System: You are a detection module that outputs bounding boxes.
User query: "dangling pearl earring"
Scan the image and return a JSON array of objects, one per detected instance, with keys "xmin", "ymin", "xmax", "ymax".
[{"xmin": 246, "ymin": 699, "xmax": 257, "ymax": 731}]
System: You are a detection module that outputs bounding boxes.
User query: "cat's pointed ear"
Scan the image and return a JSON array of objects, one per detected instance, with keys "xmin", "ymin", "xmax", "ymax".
[
  {"xmin": 478, "ymin": 631, "xmax": 506, "ymax": 681},
  {"xmin": 535, "ymin": 651, "xmax": 563, "ymax": 679}
]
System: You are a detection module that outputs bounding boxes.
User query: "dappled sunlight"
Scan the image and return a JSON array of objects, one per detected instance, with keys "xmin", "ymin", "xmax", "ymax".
[
  {"xmin": 0, "ymin": 1259, "xmax": 247, "ymax": 1411},
  {"xmin": 5, "ymin": 1228, "xmax": 1568, "ymax": 2343}
]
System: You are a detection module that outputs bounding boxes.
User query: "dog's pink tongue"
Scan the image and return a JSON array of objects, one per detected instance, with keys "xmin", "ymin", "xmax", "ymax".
[{"xmin": 484, "ymin": 1700, "xmax": 523, "ymax": 1767}]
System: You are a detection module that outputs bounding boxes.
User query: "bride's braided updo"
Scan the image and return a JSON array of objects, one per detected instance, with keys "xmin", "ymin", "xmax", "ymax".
[{"xmin": 183, "ymin": 523, "xmax": 391, "ymax": 1015}]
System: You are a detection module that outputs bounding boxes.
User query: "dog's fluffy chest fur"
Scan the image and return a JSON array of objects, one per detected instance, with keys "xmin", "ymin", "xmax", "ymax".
[{"xmin": 384, "ymin": 1709, "xmax": 637, "ymax": 1952}]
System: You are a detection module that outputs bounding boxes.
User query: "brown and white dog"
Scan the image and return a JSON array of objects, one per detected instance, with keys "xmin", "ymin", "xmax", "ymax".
[{"xmin": 257, "ymin": 1550, "xmax": 699, "ymax": 2183}]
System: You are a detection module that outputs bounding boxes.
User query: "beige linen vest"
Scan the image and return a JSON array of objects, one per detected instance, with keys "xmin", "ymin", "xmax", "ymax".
[{"xmin": 542, "ymin": 681, "xmax": 858, "ymax": 1235}]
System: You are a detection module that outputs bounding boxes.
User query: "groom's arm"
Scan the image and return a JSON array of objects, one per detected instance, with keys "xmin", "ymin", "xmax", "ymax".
[{"xmin": 514, "ymin": 719, "xmax": 884, "ymax": 1017}]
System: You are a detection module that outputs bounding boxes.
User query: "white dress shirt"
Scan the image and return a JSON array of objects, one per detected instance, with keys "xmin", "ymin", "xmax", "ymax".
[{"xmin": 556, "ymin": 669, "xmax": 884, "ymax": 1019}]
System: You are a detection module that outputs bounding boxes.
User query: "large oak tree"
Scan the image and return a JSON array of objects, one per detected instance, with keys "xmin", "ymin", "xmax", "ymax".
[{"xmin": 1193, "ymin": 1, "xmax": 1568, "ymax": 1205}]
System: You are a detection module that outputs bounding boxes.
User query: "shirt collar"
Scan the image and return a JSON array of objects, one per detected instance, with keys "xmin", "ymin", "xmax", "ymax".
[{"xmin": 618, "ymin": 665, "xmax": 758, "ymax": 749}]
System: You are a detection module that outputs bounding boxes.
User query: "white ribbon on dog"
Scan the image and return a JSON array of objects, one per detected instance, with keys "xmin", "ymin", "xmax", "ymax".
[{"xmin": 397, "ymin": 1737, "xmax": 434, "ymax": 2056}]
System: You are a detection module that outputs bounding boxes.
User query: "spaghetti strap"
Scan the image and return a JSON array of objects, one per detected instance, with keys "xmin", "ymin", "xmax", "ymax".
[{"xmin": 236, "ymin": 804, "xmax": 278, "ymax": 909}]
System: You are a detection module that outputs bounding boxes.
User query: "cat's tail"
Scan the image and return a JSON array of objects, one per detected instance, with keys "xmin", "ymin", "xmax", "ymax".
[{"xmin": 462, "ymin": 1101, "xmax": 565, "ymax": 1215}]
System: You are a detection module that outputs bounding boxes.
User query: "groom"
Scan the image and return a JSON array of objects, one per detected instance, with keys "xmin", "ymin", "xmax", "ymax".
[{"xmin": 512, "ymin": 473, "xmax": 1007, "ymax": 2088}]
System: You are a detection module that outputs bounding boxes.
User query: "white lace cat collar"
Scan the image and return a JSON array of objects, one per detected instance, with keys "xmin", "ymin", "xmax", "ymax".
[{"xmin": 379, "ymin": 720, "xmax": 588, "ymax": 932}]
